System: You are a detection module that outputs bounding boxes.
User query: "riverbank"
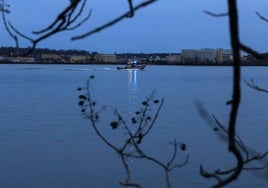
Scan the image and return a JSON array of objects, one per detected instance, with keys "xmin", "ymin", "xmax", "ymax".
[{"xmin": 1, "ymin": 61, "xmax": 268, "ymax": 66}]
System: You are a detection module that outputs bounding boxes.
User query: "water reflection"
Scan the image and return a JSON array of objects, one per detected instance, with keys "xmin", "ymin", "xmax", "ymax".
[
  {"xmin": 127, "ymin": 70, "xmax": 138, "ymax": 116},
  {"xmin": 127, "ymin": 70, "xmax": 138, "ymax": 163}
]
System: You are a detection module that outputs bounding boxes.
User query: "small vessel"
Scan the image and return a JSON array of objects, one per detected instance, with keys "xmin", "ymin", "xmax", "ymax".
[{"xmin": 117, "ymin": 60, "xmax": 146, "ymax": 70}]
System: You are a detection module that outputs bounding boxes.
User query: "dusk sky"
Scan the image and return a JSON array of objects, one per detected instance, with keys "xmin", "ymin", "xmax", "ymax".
[{"xmin": 1, "ymin": 0, "xmax": 268, "ymax": 53}]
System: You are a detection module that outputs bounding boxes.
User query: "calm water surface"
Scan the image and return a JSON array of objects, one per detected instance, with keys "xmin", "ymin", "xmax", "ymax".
[{"xmin": 0, "ymin": 64, "xmax": 268, "ymax": 188}]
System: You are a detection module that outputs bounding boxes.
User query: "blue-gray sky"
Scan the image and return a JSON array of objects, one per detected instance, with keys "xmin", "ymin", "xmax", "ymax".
[{"xmin": 1, "ymin": 0, "xmax": 268, "ymax": 53}]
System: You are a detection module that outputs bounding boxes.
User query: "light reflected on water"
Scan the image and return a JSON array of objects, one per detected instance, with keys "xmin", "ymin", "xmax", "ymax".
[
  {"xmin": 126, "ymin": 70, "xmax": 139, "ymax": 163},
  {"xmin": 127, "ymin": 70, "xmax": 138, "ymax": 116}
]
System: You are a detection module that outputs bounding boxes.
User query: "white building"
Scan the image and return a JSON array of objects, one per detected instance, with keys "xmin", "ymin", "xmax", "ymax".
[
  {"xmin": 182, "ymin": 48, "xmax": 233, "ymax": 63},
  {"xmin": 94, "ymin": 54, "xmax": 118, "ymax": 63},
  {"xmin": 216, "ymin": 49, "xmax": 233, "ymax": 62},
  {"xmin": 166, "ymin": 54, "xmax": 181, "ymax": 63}
]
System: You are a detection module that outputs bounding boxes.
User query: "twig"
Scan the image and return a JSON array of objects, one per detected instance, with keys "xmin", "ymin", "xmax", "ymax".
[
  {"xmin": 240, "ymin": 43, "xmax": 264, "ymax": 59},
  {"xmin": 244, "ymin": 79, "xmax": 268, "ymax": 93},
  {"xmin": 1, "ymin": 0, "xmax": 18, "ymax": 47},
  {"xmin": 256, "ymin": 11, "xmax": 268, "ymax": 23},
  {"xmin": 77, "ymin": 76, "xmax": 188, "ymax": 188},
  {"xmin": 203, "ymin": 10, "xmax": 228, "ymax": 17},
  {"xmin": 127, "ymin": 0, "xmax": 134, "ymax": 17},
  {"xmin": 8, "ymin": 0, "xmax": 90, "ymax": 54},
  {"xmin": 72, "ymin": 0, "xmax": 158, "ymax": 40}
]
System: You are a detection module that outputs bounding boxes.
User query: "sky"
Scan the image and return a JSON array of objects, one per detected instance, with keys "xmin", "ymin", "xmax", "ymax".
[{"xmin": 1, "ymin": 0, "xmax": 268, "ymax": 53}]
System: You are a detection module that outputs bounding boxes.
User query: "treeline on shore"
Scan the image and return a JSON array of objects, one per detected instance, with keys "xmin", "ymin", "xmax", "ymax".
[{"xmin": 1, "ymin": 47, "xmax": 268, "ymax": 66}]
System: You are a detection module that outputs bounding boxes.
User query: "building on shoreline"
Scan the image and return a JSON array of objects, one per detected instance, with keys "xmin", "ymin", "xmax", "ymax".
[
  {"xmin": 69, "ymin": 55, "xmax": 92, "ymax": 63},
  {"xmin": 181, "ymin": 48, "xmax": 233, "ymax": 64},
  {"xmin": 2, "ymin": 47, "xmax": 268, "ymax": 65},
  {"xmin": 40, "ymin": 54, "xmax": 64, "ymax": 63},
  {"xmin": 94, "ymin": 54, "xmax": 118, "ymax": 63},
  {"xmin": 1, "ymin": 56, "xmax": 35, "ymax": 63},
  {"xmin": 166, "ymin": 54, "xmax": 181, "ymax": 64}
]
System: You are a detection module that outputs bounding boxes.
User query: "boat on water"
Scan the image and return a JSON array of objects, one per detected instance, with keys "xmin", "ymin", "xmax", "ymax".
[{"xmin": 117, "ymin": 60, "xmax": 146, "ymax": 70}]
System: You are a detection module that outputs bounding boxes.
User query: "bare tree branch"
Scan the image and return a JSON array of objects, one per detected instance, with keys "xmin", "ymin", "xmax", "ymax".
[
  {"xmin": 72, "ymin": 0, "xmax": 158, "ymax": 40},
  {"xmin": 196, "ymin": 100, "xmax": 268, "ymax": 187},
  {"xmin": 66, "ymin": 9, "xmax": 92, "ymax": 30},
  {"xmin": 203, "ymin": 10, "xmax": 228, "ymax": 17},
  {"xmin": 1, "ymin": 0, "xmax": 18, "ymax": 47},
  {"xmin": 2, "ymin": 0, "xmax": 158, "ymax": 54},
  {"xmin": 256, "ymin": 11, "xmax": 268, "ymax": 23},
  {"xmin": 7, "ymin": 0, "xmax": 91, "ymax": 54},
  {"xmin": 0, "ymin": 0, "xmax": 9, "ymax": 13},
  {"xmin": 244, "ymin": 79, "xmax": 268, "ymax": 93},
  {"xmin": 77, "ymin": 76, "xmax": 188, "ymax": 188},
  {"xmin": 127, "ymin": 0, "xmax": 135, "ymax": 17},
  {"xmin": 240, "ymin": 43, "xmax": 264, "ymax": 59},
  {"xmin": 200, "ymin": 4, "xmax": 268, "ymax": 186},
  {"xmin": 211, "ymin": 1, "xmax": 243, "ymax": 186}
]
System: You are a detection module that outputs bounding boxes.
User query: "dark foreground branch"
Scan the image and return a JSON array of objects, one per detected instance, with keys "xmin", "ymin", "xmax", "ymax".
[
  {"xmin": 240, "ymin": 43, "xmax": 264, "ymax": 59},
  {"xmin": 77, "ymin": 76, "xmax": 188, "ymax": 188},
  {"xmin": 72, "ymin": 0, "xmax": 158, "ymax": 40},
  {"xmin": 256, "ymin": 12, "xmax": 268, "ymax": 23},
  {"xmin": 196, "ymin": 101, "xmax": 268, "ymax": 187},
  {"xmin": 244, "ymin": 79, "xmax": 268, "ymax": 93},
  {"xmin": 7, "ymin": 0, "xmax": 90, "ymax": 54},
  {"xmin": 1, "ymin": 0, "xmax": 18, "ymax": 47},
  {"xmin": 203, "ymin": 10, "xmax": 228, "ymax": 17}
]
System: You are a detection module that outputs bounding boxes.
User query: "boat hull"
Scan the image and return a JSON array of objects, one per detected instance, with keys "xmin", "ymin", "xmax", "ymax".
[{"xmin": 117, "ymin": 62, "xmax": 146, "ymax": 70}]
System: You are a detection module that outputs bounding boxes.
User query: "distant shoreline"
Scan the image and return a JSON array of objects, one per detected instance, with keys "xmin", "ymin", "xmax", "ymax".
[
  {"xmin": 0, "ymin": 61, "xmax": 267, "ymax": 66},
  {"xmin": 1, "ymin": 47, "xmax": 268, "ymax": 66}
]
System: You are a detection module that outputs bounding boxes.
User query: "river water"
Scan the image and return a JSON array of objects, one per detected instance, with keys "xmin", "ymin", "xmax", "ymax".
[{"xmin": 0, "ymin": 64, "xmax": 267, "ymax": 188}]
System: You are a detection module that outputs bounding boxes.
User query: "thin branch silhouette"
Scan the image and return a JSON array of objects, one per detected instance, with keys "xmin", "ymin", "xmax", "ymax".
[
  {"xmin": 198, "ymin": 1, "xmax": 268, "ymax": 186},
  {"xmin": 7, "ymin": 0, "xmax": 91, "ymax": 54},
  {"xmin": 72, "ymin": 0, "xmax": 158, "ymax": 40},
  {"xmin": 1, "ymin": 0, "xmax": 18, "ymax": 47},
  {"xmin": 3, "ymin": 0, "xmax": 158, "ymax": 54},
  {"xmin": 127, "ymin": 0, "xmax": 135, "ymax": 17},
  {"xmin": 77, "ymin": 76, "xmax": 188, "ymax": 188},
  {"xmin": 244, "ymin": 79, "xmax": 268, "ymax": 93},
  {"xmin": 0, "ymin": 0, "xmax": 9, "ymax": 13},
  {"xmin": 204, "ymin": 8, "xmax": 263, "ymax": 60},
  {"xmin": 203, "ymin": 10, "xmax": 228, "ymax": 17},
  {"xmin": 196, "ymin": 101, "xmax": 268, "ymax": 187},
  {"xmin": 240, "ymin": 43, "xmax": 264, "ymax": 59},
  {"xmin": 256, "ymin": 11, "xmax": 268, "ymax": 23}
]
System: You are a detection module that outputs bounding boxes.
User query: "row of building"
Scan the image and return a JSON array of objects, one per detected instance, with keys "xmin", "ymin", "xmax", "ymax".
[
  {"xmin": 0, "ymin": 48, "xmax": 237, "ymax": 64},
  {"xmin": 0, "ymin": 53, "xmax": 181, "ymax": 64},
  {"xmin": 181, "ymin": 48, "xmax": 233, "ymax": 63}
]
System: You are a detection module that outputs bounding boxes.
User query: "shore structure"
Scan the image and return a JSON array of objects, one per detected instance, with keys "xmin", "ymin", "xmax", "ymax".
[
  {"xmin": 0, "ymin": 47, "xmax": 267, "ymax": 66},
  {"xmin": 117, "ymin": 59, "xmax": 146, "ymax": 70}
]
